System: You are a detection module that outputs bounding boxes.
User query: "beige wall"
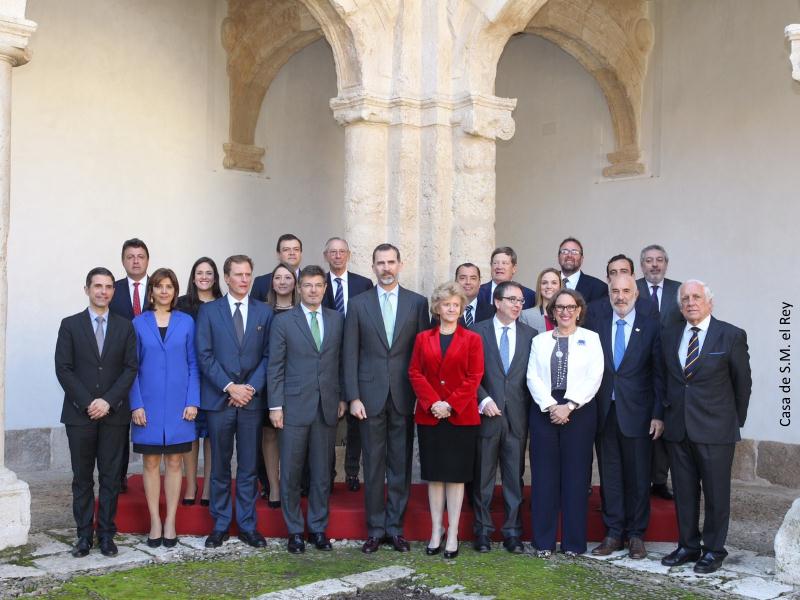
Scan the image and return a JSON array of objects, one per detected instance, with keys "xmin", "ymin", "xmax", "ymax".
[{"xmin": 496, "ymin": 0, "xmax": 800, "ymax": 445}]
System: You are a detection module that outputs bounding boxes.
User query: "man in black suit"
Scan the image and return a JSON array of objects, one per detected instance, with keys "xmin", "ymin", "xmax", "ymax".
[
  {"xmin": 588, "ymin": 274, "xmax": 664, "ymax": 560},
  {"xmin": 107, "ymin": 238, "xmax": 150, "ymax": 491},
  {"xmin": 476, "ymin": 247, "xmax": 536, "ymax": 318},
  {"xmin": 55, "ymin": 267, "xmax": 138, "ymax": 558},
  {"xmin": 472, "ymin": 282, "xmax": 537, "ymax": 554},
  {"xmin": 321, "ymin": 237, "xmax": 372, "ymax": 492},
  {"xmin": 660, "ymin": 280, "xmax": 751, "ymax": 574},
  {"xmin": 344, "ymin": 243, "xmax": 429, "ymax": 554},
  {"xmin": 558, "ymin": 237, "xmax": 607, "ymax": 304},
  {"xmin": 195, "ymin": 255, "xmax": 273, "ymax": 549},
  {"xmin": 637, "ymin": 244, "xmax": 682, "ymax": 501},
  {"xmin": 586, "ymin": 255, "xmax": 656, "ymax": 322},
  {"xmin": 251, "ymin": 233, "xmax": 303, "ymax": 302},
  {"xmin": 456, "ymin": 263, "xmax": 494, "ymax": 327}
]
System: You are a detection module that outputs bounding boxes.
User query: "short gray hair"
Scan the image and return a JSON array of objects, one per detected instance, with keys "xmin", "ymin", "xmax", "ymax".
[
  {"xmin": 430, "ymin": 281, "xmax": 467, "ymax": 317},
  {"xmin": 324, "ymin": 237, "xmax": 349, "ymax": 252},
  {"xmin": 640, "ymin": 244, "xmax": 669, "ymax": 264},
  {"xmin": 678, "ymin": 279, "xmax": 714, "ymax": 304}
]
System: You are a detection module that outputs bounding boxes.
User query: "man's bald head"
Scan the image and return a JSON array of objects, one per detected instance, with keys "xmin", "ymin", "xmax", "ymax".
[{"xmin": 609, "ymin": 274, "xmax": 638, "ymax": 318}]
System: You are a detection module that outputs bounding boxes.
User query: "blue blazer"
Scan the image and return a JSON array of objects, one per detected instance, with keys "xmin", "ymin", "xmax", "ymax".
[
  {"xmin": 195, "ymin": 296, "xmax": 273, "ymax": 411},
  {"xmin": 129, "ymin": 311, "xmax": 200, "ymax": 446},
  {"xmin": 477, "ymin": 281, "xmax": 536, "ymax": 313}
]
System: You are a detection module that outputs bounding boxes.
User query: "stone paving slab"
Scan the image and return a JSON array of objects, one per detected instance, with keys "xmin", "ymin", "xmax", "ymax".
[
  {"xmin": 31, "ymin": 545, "xmax": 151, "ymax": 575},
  {"xmin": 29, "ymin": 533, "xmax": 71, "ymax": 557},
  {"xmin": 340, "ymin": 565, "xmax": 414, "ymax": 590},
  {"xmin": 720, "ymin": 575, "xmax": 795, "ymax": 600},
  {"xmin": 253, "ymin": 566, "xmax": 415, "ymax": 600},
  {"xmin": 0, "ymin": 564, "xmax": 46, "ymax": 578}
]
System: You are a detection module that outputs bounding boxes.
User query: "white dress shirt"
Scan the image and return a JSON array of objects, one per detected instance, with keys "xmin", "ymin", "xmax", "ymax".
[
  {"xmin": 479, "ymin": 316, "xmax": 517, "ymax": 414},
  {"xmin": 611, "ymin": 308, "xmax": 636, "ymax": 350},
  {"xmin": 301, "ymin": 302, "xmax": 325, "ymax": 343},
  {"xmin": 331, "ymin": 270, "xmax": 350, "ymax": 314},
  {"xmin": 226, "ymin": 293, "xmax": 249, "ymax": 332},
  {"xmin": 377, "ymin": 285, "xmax": 398, "ymax": 321},
  {"xmin": 679, "ymin": 314, "xmax": 711, "ymax": 364},
  {"xmin": 646, "ymin": 281, "xmax": 663, "ymax": 310},
  {"xmin": 561, "ymin": 270, "xmax": 582, "ymax": 290},
  {"xmin": 127, "ymin": 275, "xmax": 148, "ymax": 306}
]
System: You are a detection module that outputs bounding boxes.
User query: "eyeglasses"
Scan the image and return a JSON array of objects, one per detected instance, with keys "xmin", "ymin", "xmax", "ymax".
[
  {"xmin": 501, "ymin": 296, "xmax": 525, "ymax": 306},
  {"xmin": 559, "ymin": 249, "xmax": 582, "ymax": 256},
  {"xmin": 554, "ymin": 304, "xmax": 578, "ymax": 312}
]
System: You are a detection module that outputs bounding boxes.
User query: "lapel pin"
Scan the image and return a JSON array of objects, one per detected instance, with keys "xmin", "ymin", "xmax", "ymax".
[
  {"xmin": 577, "ymin": 339, "xmax": 586, "ymax": 346},
  {"xmin": 635, "ymin": 327, "xmax": 641, "ymax": 332}
]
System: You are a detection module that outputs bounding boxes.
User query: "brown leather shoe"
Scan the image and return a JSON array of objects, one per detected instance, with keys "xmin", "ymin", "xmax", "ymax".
[
  {"xmin": 362, "ymin": 536, "xmax": 381, "ymax": 554},
  {"xmin": 628, "ymin": 536, "xmax": 647, "ymax": 560},
  {"xmin": 591, "ymin": 536, "xmax": 623, "ymax": 556}
]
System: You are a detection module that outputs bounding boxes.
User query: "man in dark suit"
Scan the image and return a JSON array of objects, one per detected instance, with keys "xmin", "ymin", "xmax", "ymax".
[
  {"xmin": 108, "ymin": 237, "xmax": 150, "ymax": 490},
  {"xmin": 476, "ymin": 248, "xmax": 536, "ymax": 319},
  {"xmin": 251, "ymin": 233, "xmax": 303, "ymax": 302},
  {"xmin": 55, "ymin": 267, "xmax": 138, "ymax": 558},
  {"xmin": 195, "ymin": 255, "xmax": 273, "ymax": 549},
  {"xmin": 456, "ymin": 263, "xmax": 494, "ymax": 327},
  {"xmin": 321, "ymin": 237, "xmax": 373, "ymax": 492},
  {"xmin": 637, "ymin": 244, "xmax": 682, "ymax": 501},
  {"xmin": 344, "ymin": 243, "xmax": 429, "ymax": 553},
  {"xmin": 558, "ymin": 237, "xmax": 607, "ymax": 304},
  {"xmin": 587, "ymin": 274, "xmax": 664, "ymax": 560},
  {"xmin": 660, "ymin": 280, "xmax": 751, "ymax": 574},
  {"xmin": 472, "ymin": 281, "xmax": 537, "ymax": 554},
  {"xmin": 268, "ymin": 265, "xmax": 346, "ymax": 554},
  {"xmin": 586, "ymin": 254, "xmax": 656, "ymax": 322}
]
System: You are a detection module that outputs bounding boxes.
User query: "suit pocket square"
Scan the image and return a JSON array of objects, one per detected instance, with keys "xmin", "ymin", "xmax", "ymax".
[{"xmin": 707, "ymin": 351, "xmax": 726, "ymax": 356}]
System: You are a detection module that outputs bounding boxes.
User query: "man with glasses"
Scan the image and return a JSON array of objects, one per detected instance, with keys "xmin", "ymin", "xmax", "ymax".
[
  {"xmin": 321, "ymin": 237, "xmax": 373, "ymax": 492},
  {"xmin": 558, "ymin": 237, "xmax": 607, "ymax": 304},
  {"xmin": 476, "ymin": 247, "xmax": 536, "ymax": 320}
]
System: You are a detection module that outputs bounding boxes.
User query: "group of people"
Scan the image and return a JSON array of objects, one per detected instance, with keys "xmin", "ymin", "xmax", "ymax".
[{"xmin": 54, "ymin": 233, "xmax": 751, "ymax": 575}]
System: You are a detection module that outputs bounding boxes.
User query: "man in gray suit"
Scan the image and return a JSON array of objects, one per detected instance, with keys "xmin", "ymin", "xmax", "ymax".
[
  {"xmin": 344, "ymin": 243, "xmax": 429, "ymax": 553},
  {"xmin": 268, "ymin": 265, "xmax": 346, "ymax": 554},
  {"xmin": 636, "ymin": 244, "xmax": 681, "ymax": 501},
  {"xmin": 472, "ymin": 281, "xmax": 537, "ymax": 554}
]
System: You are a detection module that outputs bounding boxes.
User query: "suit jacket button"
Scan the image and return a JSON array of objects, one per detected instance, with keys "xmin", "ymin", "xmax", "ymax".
[
  {"xmin": 98, "ymin": 366, "xmax": 103, "ymax": 371},
  {"xmin": 440, "ymin": 380, "xmax": 445, "ymax": 385}
]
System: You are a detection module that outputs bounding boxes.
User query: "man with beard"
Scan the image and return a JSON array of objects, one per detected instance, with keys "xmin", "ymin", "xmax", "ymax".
[{"xmin": 558, "ymin": 237, "xmax": 607, "ymax": 304}]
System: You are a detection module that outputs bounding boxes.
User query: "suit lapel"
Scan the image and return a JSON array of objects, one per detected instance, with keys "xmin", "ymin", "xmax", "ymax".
[
  {"xmin": 141, "ymin": 311, "xmax": 165, "ymax": 349},
  {"xmin": 427, "ymin": 329, "xmax": 443, "ymax": 373},
  {"xmin": 293, "ymin": 306, "xmax": 319, "ymax": 352},
  {"xmin": 619, "ymin": 313, "xmax": 645, "ymax": 370},
  {"xmin": 82, "ymin": 310, "xmax": 102, "ymax": 361},
  {"xmin": 509, "ymin": 323, "xmax": 529, "ymax": 372},
  {"xmin": 440, "ymin": 326, "xmax": 467, "ymax": 372},
  {"xmin": 692, "ymin": 317, "xmax": 720, "ymax": 376},
  {"xmin": 218, "ymin": 297, "xmax": 240, "ymax": 348},
  {"xmin": 392, "ymin": 287, "xmax": 412, "ymax": 345},
  {"xmin": 365, "ymin": 290, "xmax": 390, "ymax": 349}
]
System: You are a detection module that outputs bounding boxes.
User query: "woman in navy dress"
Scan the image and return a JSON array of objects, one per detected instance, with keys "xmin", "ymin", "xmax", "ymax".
[
  {"xmin": 176, "ymin": 257, "xmax": 222, "ymax": 506},
  {"xmin": 131, "ymin": 268, "xmax": 200, "ymax": 547}
]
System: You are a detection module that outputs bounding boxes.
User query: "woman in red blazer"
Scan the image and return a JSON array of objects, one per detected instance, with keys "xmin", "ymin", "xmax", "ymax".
[{"xmin": 409, "ymin": 281, "xmax": 484, "ymax": 559}]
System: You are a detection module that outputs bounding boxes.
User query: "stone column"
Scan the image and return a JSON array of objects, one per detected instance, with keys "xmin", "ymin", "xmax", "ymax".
[
  {"xmin": 787, "ymin": 25, "xmax": 800, "ymax": 82},
  {"xmin": 0, "ymin": 5, "xmax": 36, "ymax": 550}
]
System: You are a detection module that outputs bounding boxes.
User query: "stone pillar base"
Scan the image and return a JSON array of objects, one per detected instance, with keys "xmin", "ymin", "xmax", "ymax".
[
  {"xmin": 0, "ymin": 467, "xmax": 31, "ymax": 550},
  {"xmin": 776, "ymin": 497, "xmax": 800, "ymax": 585}
]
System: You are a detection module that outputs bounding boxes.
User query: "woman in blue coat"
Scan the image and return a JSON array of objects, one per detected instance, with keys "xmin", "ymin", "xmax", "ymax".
[{"xmin": 130, "ymin": 268, "xmax": 200, "ymax": 547}]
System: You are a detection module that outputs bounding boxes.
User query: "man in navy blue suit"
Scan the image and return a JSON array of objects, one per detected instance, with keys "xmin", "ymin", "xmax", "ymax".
[
  {"xmin": 587, "ymin": 274, "xmax": 664, "ymax": 560},
  {"xmin": 476, "ymin": 247, "xmax": 535, "ymax": 320},
  {"xmin": 558, "ymin": 237, "xmax": 607, "ymax": 304},
  {"xmin": 251, "ymin": 234, "xmax": 303, "ymax": 302},
  {"xmin": 321, "ymin": 236, "xmax": 373, "ymax": 492},
  {"xmin": 195, "ymin": 255, "xmax": 273, "ymax": 549},
  {"xmin": 108, "ymin": 237, "xmax": 150, "ymax": 491},
  {"xmin": 455, "ymin": 263, "xmax": 494, "ymax": 327}
]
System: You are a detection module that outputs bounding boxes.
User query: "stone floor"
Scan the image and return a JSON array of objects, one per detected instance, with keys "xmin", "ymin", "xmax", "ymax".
[{"xmin": 1, "ymin": 468, "xmax": 797, "ymax": 599}]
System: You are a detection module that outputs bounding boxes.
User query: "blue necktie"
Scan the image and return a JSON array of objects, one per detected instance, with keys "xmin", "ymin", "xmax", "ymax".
[
  {"xmin": 499, "ymin": 326, "xmax": 510, "ymax": 374},
  {"xmin": 334, "ymin": 277, "xmax": 345, "ymax": 314},
  {"xmin": 684, "ymin": 327, "xmax": 700, "ymax": 379},
  {"xmin": 651, "ymin": 285, "xmax": 660, "ymax": 313},
  {"xmin": 464, "ymin": 305, "xmax": 474, "ymax": 328},
  {"xmin": 613, "ymin": 319, "xmax": 626, "ymax": 370}
]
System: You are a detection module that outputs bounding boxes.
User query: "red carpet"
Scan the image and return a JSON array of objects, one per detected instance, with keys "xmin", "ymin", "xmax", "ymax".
[{"xmin": 112, "ymin": 476, "xmax": 678, "ymax": 542}]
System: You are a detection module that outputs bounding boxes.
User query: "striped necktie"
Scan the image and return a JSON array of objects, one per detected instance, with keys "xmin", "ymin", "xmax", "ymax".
[
  {"xmin": 464, "ymin": 304, "xmax": 474, "ymax": 328},
  {"xmin": 334, "ymin": 277, "xmax": 345, "ymax": 314},
  {"xmin": 683, "ymin": 326, "xmax": 701, "ymax": 378}
]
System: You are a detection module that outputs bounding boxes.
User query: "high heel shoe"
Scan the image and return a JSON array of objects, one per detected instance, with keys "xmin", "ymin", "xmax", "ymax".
[
  {"xmin": 425, "ymin": 533, "xmax": 444, "ymax": 556},
  {"xmin": 146, "ymin": 536, "xmax": 163, "ymax": 548},
  {"xmin": 443, "ymin": 538, "xmax": 459, "ymax": 559},
  {"xmin": 163, "ymin": 537, "xmax": 178, "ymax": 548},
  {"xmin": 181, "ymin": 496, "xmax": 196, "ymax": 506},
  {"xmin": 200, "ymin": 498, "xmax": 210, "ymax": 507}
]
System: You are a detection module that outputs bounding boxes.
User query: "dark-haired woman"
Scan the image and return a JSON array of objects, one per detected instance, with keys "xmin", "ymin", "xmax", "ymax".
[
  {"xmin": 131, "ymin": 268, "xmax": 200, "ymax": 547},
  {"xmin": 176, "ymin": 257, "xmax": 222, "ymax": 507}
]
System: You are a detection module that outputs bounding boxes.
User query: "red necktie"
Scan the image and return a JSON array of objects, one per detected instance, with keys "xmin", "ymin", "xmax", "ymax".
[{"xmin": 133, "ymin": 282, "xmax": 142, "ymax": 316}]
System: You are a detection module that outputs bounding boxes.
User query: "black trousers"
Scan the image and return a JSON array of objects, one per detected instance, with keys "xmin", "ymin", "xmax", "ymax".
[
  {"xmin": 595, "ymin": 404, "xmax": 652, "ymax": 539},
  {"xmin": 344, "ymin": 411, "xmax": 362, "ymax": 478},
  {"xmin": 667, "ymin": 438, "xmax": 735, "ymax": 554},
  {"xmin": 651, "ymin": 437, "xmax": 670, "ymax": 485},
  {"xmin": 66, "ymin": 422, "xmax": 128, "ymax": 539}
]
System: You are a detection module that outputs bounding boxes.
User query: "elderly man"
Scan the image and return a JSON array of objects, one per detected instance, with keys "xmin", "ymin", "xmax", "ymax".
[
  {"xmin": 660, "ymin": 280, "xmax": 751, "ymax": 574},
  {"xmin": 587, "ymin": 274, "xmax": 664, "ymax": 560}
]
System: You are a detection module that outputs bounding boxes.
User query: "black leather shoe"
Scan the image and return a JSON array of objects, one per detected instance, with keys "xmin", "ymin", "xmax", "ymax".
[
  {"xmin": 651, "ymin": 483, "xmax": 674, "ymax": 501},
  {"xmin": 238, "ymin": 530, "xmax": 266, "ymax": 548},
  {"xmin": 389, "ymin": 535, "xmax": 410, "ymax": 552},
  {"xmin": 661, "ymin": 546, "xmax": 701, "ymax": 567},
  {"xmin": 288, "ymin": 533, "xmax": 306, "ymax": 554},
  {"xmin": 309, "ymin": 532, "xmax": 333, "ymax": 551},
  {"xmin": 362, "ymin": 536, "xmax": 381, "ymax": 554},
  {"xmin": 694, "ymin": 551, "xmax": 725, "ymax": 574},
  {"xmin": 346, "ymin": 476, "xmax": 361, "ymax": 492},
  {"xmin": 443, "ymin": 545, "xmax": 459, "ymax": 559},
  {"xmin": 205, "ymin": 530, "xmax": 230, "ymax": 548},
  {"xmin": 473, "ymin": 535, "xmax": 491, "ymax": 553},
  {"xmin": 503, "ymin": 536, "xmax": 524, "ymax": 554},
  {"xmin": 71, "ymin": 536, "xmax": 92, "ymax": 558},
  {"xmin": 163, "ymin": 537, "xmax": 178, "ymax": 548},
  {"xmin": 146, "ymin": 537, "xmax": 163, "ymax": 548},
  {"xmin": 98, "ymin": 537, "xmax": 118, "ymax": 557}
]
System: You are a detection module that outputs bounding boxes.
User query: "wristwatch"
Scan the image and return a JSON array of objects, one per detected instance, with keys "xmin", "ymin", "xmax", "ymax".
[{"xmin": 566, "ymin": 401, "xmax": 578, "ymax": 411}]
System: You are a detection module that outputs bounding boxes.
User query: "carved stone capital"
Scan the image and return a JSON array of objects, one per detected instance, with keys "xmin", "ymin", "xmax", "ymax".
[
  {"xmin": 787, "ymin": 25, "xmax": 800, "ymax": 82},
  {"xmin": 0, "ymin": 15, "xmax": 37, "ymax": 67},
  {"xmin": 452, "ymin": 94, "xmax": 517, "ymax": 141},
  {"xmin": 223, "ymin": 142, "xmax": 266, "ymax": 173}
]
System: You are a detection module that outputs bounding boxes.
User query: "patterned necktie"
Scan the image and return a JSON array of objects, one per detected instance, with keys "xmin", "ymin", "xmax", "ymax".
[
  {"xmin": 464, "ymin": 304, "xmax": 474, "ymax": 328},
  {"xmin": 499, "ymin": 326, "xmax": 510, "ymax": 374},
  {"xmin": 651, "ymin": 285, "xmax": 660, "ymax": 312},
  {"xmin": 310, "ymin": 311, "xmax": 322, "ymax": 351},
  {"xmin": 613, "ymin": 319, "xmax": 626, "ymax": 370},
  {"xmin": 133, "ymin": 282, "xmax": 142, "ymax": 316},
  {"xmin": 334, "ymin": 277, "xmax": 345, "ymax": 314},
  {"xmin": 684, "ymin": 326, "xmax": 701, "ymax": 378},
  {"xmin": 233, "ymin": 302, "xmax": 244, "ymax": 345},
  {"xmin": 95, "ymin": 315, "xmax": 105, "ymax": 354},
  {"xmin": 562, "ymin": 277, "xmax": 569, "ymax": 289},
  {"xmin": 382, "ymin": 292, "xmax": 395, "ymax": 347}
]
